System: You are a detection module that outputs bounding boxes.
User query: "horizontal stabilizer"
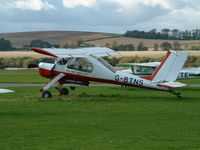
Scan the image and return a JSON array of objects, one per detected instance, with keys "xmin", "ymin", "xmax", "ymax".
[{"xmin": 157, "ymin": 82, "xmax": 186, "ymax": 88}]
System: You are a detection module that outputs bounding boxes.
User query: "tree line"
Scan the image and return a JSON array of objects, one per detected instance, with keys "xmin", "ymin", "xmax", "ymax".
[
  {"xmin": 124, "ymin": 29, "xmax": 200, "ymax": 40},
  {"xmin": 0, "ymin": 39, "xmax": 60, "ymax": 51},
  {"xmin": 1, "ymin": 55, "xmax": 200, "ymax": 69}
]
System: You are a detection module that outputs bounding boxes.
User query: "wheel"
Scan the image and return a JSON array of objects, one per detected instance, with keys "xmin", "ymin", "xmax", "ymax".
[
  {"xmin": 70, "ymin": 86, "xmax": 76, "ymax": 90},
  {"xmin": 60, "ymin": 88, "xmax": 69, "ymax": 95},
  {"xmin": 42, "ymin": 91, "xmax": 52, "ymax": 98}
]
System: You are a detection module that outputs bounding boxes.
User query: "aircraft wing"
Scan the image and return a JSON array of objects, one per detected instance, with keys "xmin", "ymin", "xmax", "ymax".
[
  {"xmin": 31, "ymin": 47, "xmax": 119, "ymax": 58},
  {"xmin": 0, "ymin": 89, "xmax": 14, "ymax": 94}
]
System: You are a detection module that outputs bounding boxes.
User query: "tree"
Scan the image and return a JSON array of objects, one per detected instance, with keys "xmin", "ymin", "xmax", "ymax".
[
  {"xmin": 153, "ymin": 43, "xmax": 159, "ymax": 51},
  {"xmin": 160, "ymin": 42, "xmax": 172, "ymax": 51},
  {"xmin": 171, "ymin": 29, "xmax": 179, "ymax": 39},
  {"xmin": 30, "ymin": 39, "xmax": 51, "ymax": 48},
  {"xmin": 161, "ymin": 28, "xmax": 170, "ymax": 39},
  {"xmin": 0, "ymin": 38, "xmax": 13, "ymax": 50},
  {"xmin": 137, "ymin": 42, "xmax": 148, "ymax": 51},
  {"xmin": 60, "ymin": 42, "xmax": 70, "ymax": 48}
]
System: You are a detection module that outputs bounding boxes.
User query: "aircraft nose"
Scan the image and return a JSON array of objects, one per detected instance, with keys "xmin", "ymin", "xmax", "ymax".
[{"xmin": 38, "ymin": 62, "xmax": 54, "ymax": 78}]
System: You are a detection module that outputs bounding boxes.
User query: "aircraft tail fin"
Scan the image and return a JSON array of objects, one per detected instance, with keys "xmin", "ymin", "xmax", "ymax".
[{"xmin": 142, "ymin": 50, "xmax": 188, "ymax": 82}]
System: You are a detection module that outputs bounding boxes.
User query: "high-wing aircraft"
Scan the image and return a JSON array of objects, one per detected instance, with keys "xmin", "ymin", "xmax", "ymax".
[
  {"xmin": 119, "ymin": 62, "xmax": 200, "ymax": 79},
  {"xmin": 0, "ymin": 89, "xmax": 14, "ymax": 94},
  {"xmin": 31, "ymin": 47, "xmax": 188, "ymax": 98}
]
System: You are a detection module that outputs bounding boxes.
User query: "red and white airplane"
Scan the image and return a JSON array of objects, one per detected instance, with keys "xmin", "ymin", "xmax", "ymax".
[{"xmin": 31, "ymin": 47, "xmax": 188, "ymax": 98}]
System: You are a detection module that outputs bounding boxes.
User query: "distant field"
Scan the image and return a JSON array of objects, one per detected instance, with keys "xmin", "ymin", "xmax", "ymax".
[
  {"xmin": 1, "ymin": 31, "xmax": 200, "ymax": 50},
  {"xmin": 87, "ymin": 36, "xmax": 200, "ymax": 49},
  {"xmin": 1, "ymin": 50, "xmax": 200, "ymax": 58},
  {"xmin": 0, "ymin": 31, "xmax": 118, "ymax": 48},
  {"xmin": 0, "ymin": 86, "xmax": 200, "ymax": 150}
]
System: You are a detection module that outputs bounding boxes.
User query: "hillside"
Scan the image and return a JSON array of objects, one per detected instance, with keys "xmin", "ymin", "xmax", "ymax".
[
  {"xmin": 0, "ymin": 31, "xmax": 118, "ymax": 48},
  {"xmin": 86, "ymin": 37, "xmax": 200, "ymax": 50},
  {"xmin": 1, "ymin": 30, "xmax": 200, "ymax": 51}
]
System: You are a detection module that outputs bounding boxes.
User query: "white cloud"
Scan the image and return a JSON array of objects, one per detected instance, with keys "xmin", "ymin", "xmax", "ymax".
[
  {"xmin": 108, "ymin": 0, "xmax": 171, "ymax": 9},
  {"xmin": 5, "ymin": 0, "xmax": 56, "ymax": 11},
  {"xmin": 63, "ymin": 0, "xmax": 95, "ymax": 8}
]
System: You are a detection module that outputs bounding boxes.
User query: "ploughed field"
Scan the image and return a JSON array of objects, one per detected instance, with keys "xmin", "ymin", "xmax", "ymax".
[{"xmin": 0, "ymin": 77, "xmax": 200, "ymax": 149}]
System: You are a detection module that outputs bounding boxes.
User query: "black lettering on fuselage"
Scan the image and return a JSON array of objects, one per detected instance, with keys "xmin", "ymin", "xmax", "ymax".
[
  {"xmin": 115, "ymin": 75, "xmax": 120, "ymax": 81},
  {"xmin": 139, "ymin": 80, "xmax": 144, "ymax": 86},
  {"xmin": 124, "ymin": 77, "xmax": 128, "ymax": 83},
  {"xmin": 133, "ymin": 79, "xmax": 139, "ymax": 85}
]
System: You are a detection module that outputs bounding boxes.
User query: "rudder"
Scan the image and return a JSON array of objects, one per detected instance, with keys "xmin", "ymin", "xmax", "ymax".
[{"xmin": 142, "ymin": 50, "xmax": 188, "ymax": 82}]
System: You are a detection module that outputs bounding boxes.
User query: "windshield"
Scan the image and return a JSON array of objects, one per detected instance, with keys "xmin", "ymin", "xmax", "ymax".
[
  {"xmin": 97, "ymin": 57, "xmax": 116, "ymax": 73},
  {"xmin": 67, "ymin": 58, "xmax": 93, "ymax": 73}
]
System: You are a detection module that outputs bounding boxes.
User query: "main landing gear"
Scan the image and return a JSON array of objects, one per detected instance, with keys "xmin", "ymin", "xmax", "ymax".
[
  {"xmin": 40, "ymin": 73, "xmax": 76, "ymax": 98},
  {"xmin": 169, "ymin": 88, "xmax": 182, "ymax": 98},
  {"xmin": 41, "ymin": 87, "xmax": 71, "ymax": 98},
  {"xmin": 42, "ymin": 91, "xmax": 52, "ymax": 98}
]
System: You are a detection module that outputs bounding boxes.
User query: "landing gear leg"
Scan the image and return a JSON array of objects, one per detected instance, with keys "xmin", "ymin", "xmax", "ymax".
[
  {"xmin": 169, "ymin": 88, "xmax": 182, "ymax": 98},
  {"xmin": 41, "ymin": 73, "xmax": 65, "ymax": 98}
]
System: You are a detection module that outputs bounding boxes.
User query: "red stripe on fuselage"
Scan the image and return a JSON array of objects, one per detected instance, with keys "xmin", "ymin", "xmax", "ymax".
[
  {"xmin": 38, "ymin": 68, "xmax": 169, "ymax": 91},
  {"xmin": 141, "ymin": 51, "xmax": 171, "ymax": 81}
]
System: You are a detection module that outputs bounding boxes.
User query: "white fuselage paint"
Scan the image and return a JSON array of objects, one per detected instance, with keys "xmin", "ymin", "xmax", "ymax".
[{"xmin": 39, "ymin": 55, "xmax": 169, "ymax": 92}]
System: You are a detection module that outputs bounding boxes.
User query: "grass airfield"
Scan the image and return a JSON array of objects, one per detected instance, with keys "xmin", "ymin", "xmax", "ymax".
[{"xmin": 1, "ymin": 70, "xmax": 200, "ymax": 150}]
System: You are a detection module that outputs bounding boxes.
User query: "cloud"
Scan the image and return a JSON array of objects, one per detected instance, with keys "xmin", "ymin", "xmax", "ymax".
[
  {"xmin": 0, "ymin": 0, "xmax": 200, "ymax": 33},
  {"xmin": 107, "ymin": 0, "xmax": 171, "ymax": 9},
  {"xmin": 63, "ymin": 0, "xmax": 95, "ymax": 8},
  {"xmin": 5, "ymin": 0, "xmax": 56, "ymax": 11}
]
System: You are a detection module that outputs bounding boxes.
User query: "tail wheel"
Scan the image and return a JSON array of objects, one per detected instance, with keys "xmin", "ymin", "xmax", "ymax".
[
  {"xmin": 70, "ymin": 86, "xmax": 76, "ymax": 90},
  {"xmin": 60, "ymin": 88, "xmax": 69, "ymax": 95},
  {"xmin": 42, "ymin": 91, "xmax": 52, "ymax": 98}
]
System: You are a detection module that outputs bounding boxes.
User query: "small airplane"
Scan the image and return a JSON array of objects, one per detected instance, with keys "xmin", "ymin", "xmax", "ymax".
[
  {"xmin": 119, "ymin": 62, "xmax": 200, "ymax": 79},
  {"xmin": 31, "ymin": 47, "xmax": 188, "ymax": 98},
  {"xmin": 0, "ymin": 89, "xmax": 14, "ymax": 94}
]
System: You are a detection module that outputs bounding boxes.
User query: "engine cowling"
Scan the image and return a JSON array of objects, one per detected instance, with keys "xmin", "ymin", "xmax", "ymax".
[{"xmin": 38, "ymin": 62, "xmax": 54, "ymax": 78}]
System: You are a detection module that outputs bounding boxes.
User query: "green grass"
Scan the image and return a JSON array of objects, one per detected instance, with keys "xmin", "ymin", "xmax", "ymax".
[
  {"xmin": 0, "ymin": 70, "xmax": 48, "ymax": 83},
  {"xmin": 1, "ymin": 70, "xmax": 200, "ymax": 84},
  {"xmin": 0, "ymin": 86, "xmax": 200, "ymax": 150},
  {"xmin": 178, "ymin": 78, "xmax": 200, "ymax": 84}
]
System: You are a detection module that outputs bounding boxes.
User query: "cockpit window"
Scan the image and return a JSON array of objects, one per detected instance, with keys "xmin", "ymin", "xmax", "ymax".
[
  {"xmin": 67, "ymin": 58, "xmax": 93, "ymax": 73},
  {"xmin": 57, "ymin": 58, "xmax": 71, "ymax": 65},
  {"xmin": 97, "ymin": 57, "xmax": 116, "ymax": 73}
]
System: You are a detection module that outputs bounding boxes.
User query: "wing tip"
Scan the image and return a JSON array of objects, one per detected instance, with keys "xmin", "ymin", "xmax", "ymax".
[{"xmin": 30, "ymin": 48, "xmax": 57, "ymax": 57}]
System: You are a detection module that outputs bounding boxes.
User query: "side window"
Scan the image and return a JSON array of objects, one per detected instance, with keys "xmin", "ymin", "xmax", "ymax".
[
  {"xmin": 67, "ymin": 58, "xmax": 93, "ymax": 73},
  {"xmin": 57, "ymin": 58, "xmax": 71, "ymax": 65}
]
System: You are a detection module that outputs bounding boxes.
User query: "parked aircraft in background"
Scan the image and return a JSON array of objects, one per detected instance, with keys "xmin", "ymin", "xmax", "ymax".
[
  {"xmin": 31, "ymin": 47, "xmax": 188, "ymax": 98},
  {"xmin": 0, "ymin": 89, "xmax": 14, "ymax": 94},
  {"xmin": 119, "ymin": 62, "xmax": 200, "ymax": 79}
]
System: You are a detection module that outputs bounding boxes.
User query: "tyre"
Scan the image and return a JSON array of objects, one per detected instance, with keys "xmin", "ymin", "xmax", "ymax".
[
  {"xmin": 42, "ymin": 91, "xmax": 52, "ymax": 98},
  {"xmin": 70, "ymin": 86, "xmax": 76, "ymax": 90},
  {"xmin": 60, "ymin": 88, "xmax": 69, "ymax": 95}
]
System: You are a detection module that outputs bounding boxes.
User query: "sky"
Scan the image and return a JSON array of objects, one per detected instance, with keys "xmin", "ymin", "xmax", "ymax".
[{"xmin": 0, "ymin": 0, "xmax": 200, "ymax": 34}]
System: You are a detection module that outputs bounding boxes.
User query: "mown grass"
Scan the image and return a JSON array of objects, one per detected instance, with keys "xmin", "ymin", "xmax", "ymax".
[
  {"xmin": 0, "ymin": 70, "xmax": 48, "ymax": 83},
  {"xmin": 0, "ymin": 86, "xmax": 200, "ymax": 150},
  {"xmin": 1, "ymin": 69, "xmax": 200, "ymax": 84},
  {"xmin": 178, "ymin": 78, "xmax": 200, "ymax": 84}
]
